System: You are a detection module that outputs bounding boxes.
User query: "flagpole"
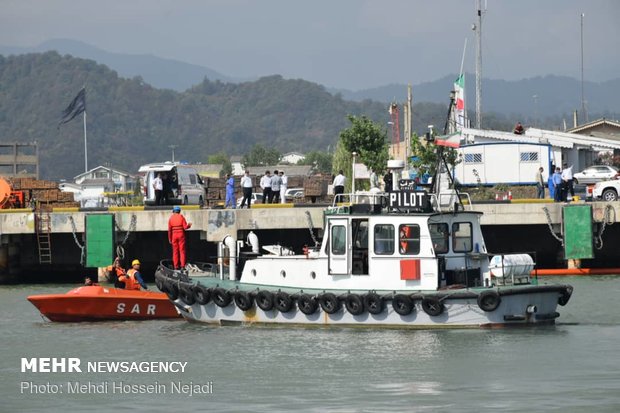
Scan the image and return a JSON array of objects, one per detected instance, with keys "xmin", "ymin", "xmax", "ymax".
[{"xmin": 83, "ymin": 110, "xmax": 88, "ymax": 172}]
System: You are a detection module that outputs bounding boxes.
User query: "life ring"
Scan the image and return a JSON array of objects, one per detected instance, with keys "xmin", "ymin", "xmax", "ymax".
[
  {"xmin": 275, "ymin": 291, "xmax": 294, "ymax": 312},
  {"xmin": 392, "ymin": 294, "xmax": 414, "ymax": 316},
  {"xmin": 212, "ymin": 287, "xmax": 232, "ymax": 308},
  {"xmin": 255, "ymin": 290, "xmax": 275, "ymax": 311},
  {"xmin": 297, "ymin": 293, "xmax": 318, "ymax": 315},
  {"xmin": 344, "ymin": 294, "xmax": 364, "ymax": 315},
  {"xmin": 192, "ymin": 284, "xmax": 211, "ymax": 305},
  {"xmin": 558, "ymin": 286, "xmax": 573, "ymax": 306},
  {"xmin": 179, "ymin": 284, "xmax": 196, "ymax": 306},
  {"xmin": 421, "ymin": 296, "xmax": 444, "ymax": 317},
  {"xmin": 477, "ymin": 290, "xmax": 501, "ymax": 312},
  {"xmin": 163, "ymin": 280, "xmax": 179, "ymax": 301},
  {"xmin": 364, "ymin": 292, "xmax": 385, "ymax": 315},
  {"xmin": 319, "ymin": 292, "xmax": 341, "ymax": 314},
  {"xmin": 234, "ymin": 290, "xmax": 254, "ymax": 311}
]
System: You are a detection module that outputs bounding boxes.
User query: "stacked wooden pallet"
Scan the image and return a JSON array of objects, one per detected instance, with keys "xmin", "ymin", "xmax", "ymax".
[{"xmin": 10, "ymin": 177, "xmax": 79, "ymax": 208}]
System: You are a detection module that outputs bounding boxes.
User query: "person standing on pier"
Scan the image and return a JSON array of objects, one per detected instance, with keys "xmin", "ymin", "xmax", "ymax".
[
  {"xmin": 260, "ymin": 171, "xmax": 272, "ymax": 204},
  {"xmin": 239, "ymin": 170, "xmax": 253, "ymax": 208},
  {"xmin": 279, "ymin": 170, "xmax": 288, "ymax": 204},
  {"xmin": 153, "ymin": 173, "xmax": 164, "ymax": 205},
  {"xmin": 271, "ymin": 169, "xmax": 281, "ymax": 203},
  {"xmin": 224, "ymin": 173, "xmax": 236, "ymax": 209},
  {"xmin": 552, "ymin": 167, "xmax": 563, "ymax": 202},
  {"xmin": 535, "ymin": 167, "xmax": 545, "ymax": 199},
  {"xmin": 168, "ymin": 206, "xmax": 192, "ymax": 270}
]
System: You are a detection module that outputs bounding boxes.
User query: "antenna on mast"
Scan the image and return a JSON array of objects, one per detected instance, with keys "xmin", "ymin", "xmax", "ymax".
[{"xmin": 473, "ymin": 0, "xmax": 485, "ymax": 129}]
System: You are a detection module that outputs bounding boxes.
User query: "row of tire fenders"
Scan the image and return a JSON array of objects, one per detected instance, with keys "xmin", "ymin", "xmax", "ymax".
[{"xmin": 155, "ymin": 276, "xmax": 505, "ymax": 317}]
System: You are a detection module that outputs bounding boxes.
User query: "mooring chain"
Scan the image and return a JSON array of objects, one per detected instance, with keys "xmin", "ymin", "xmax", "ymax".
[
  {"xmin": 67, "ymin": 216, "xmax": 85, "ymax": 265},
  {"xmin": 113, "ymin": 214, "xmax": 137, "ymax": 260},
  {"xmin": 304, "ymin": 210, "xmax": 320, "ymax": 248},
  {"xmin": 594, "ymin": 204, "xmax": 616, "ymax": 250},
  {"xmin": 542, "ymin": 206, "xmax": 564, "ymax": 246}
]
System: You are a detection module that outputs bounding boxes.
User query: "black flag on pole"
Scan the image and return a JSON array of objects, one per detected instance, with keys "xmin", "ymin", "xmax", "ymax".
[{"xmin": 59, "ymin": 88, "xmax": 86, "ymax": 126}]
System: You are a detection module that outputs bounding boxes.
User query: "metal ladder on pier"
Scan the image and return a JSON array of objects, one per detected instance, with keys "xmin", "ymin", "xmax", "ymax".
[{"xmin": 35, "ymin": 210, "xmax": 52, "ymax": 264}]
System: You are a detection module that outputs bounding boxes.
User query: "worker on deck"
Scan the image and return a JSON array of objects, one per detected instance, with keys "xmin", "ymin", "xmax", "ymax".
[
  {"xmin": 513, "ymin": 122, "xmax": 524, "ymax": 135},
  {"xmin": 84, "ymin": 276, "xmax": 98, "ymax": 286},
  {"xmin": 118, "ymin": 259, "xmax": 148, "ymax": 290},
  {"xmin": 168, "ymin": 205, "xmax": 192, "ymax": 270}
]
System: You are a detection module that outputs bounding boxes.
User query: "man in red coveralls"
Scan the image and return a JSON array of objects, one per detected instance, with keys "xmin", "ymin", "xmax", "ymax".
[{"xmin": 168, "ymin": 205, "xmax": 192, "ymax": 270}]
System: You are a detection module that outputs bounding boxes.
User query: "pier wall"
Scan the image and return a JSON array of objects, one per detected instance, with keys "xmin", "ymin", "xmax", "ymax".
[{"xmin": 1, "ymin": 202, "xmax": 619, "ymax": 282}]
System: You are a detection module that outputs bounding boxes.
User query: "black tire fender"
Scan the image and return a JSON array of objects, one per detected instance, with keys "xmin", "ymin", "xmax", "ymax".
[
  {"xmin": 275, "ymin": 291, "xmax": 294, "ymax": 312},
  {"xmin": 364, "ymin": 292, "xmax": 385, "ymax": 315},
  {"xmin": 477, "ymin": 290, "xmax": 501, "ymax": 312},
  {"xmin": 421, "ymin": 296, "xmax": 444, "ymax": 317},
  {"xmin": 255, "ymin": 290, "xmax": 275, "ymax": 311},
  {"xmin": 192, "ymin": 284, "xmax": 211, "ymax": 305},
  {"xmin": 297, "ymin": 293, "xmax": 318, "ymax": 315},
  {"xmin": 179, "ymin": 284, "xmax": 196, "ymax": 306},
  {"xmin": 344, "ymin": 294, "xmax": 364, "ymax": 315},
  {"xmin": 212, "ymin": 287, "xmax": 232, "ymax": 308},
  {"xmin": 319, "ymin": 292, "xmax": 341, "ymax": 314},
  {"xmin": 234, "ymin": 290, "xmax": 254, "ymax": 311},
  {"xmin": 558, "ymin": 286, "xmax": 573, "ymax": 306},
  {"xmin": 163, "ymin": 280, "xmax": 179, "ymax": 301},
  {"xmin": 392, "ymin": 294, "xmax": 414, "ymax": 316}
]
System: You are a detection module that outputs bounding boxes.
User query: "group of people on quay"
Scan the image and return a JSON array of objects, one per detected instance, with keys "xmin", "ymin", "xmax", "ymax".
[
  {"xmin": 535, "ymin": 163, "xmax": 575, "ymax": 202},
  {"xmin": 225, "ymin": 169, "xmax": 290, "ymax": 208}
]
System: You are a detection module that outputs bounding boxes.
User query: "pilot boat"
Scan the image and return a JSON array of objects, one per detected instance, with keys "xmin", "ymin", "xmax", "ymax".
[
  {"xmin": 28, "ymin": 285, "xmax": 180, "ymax": 322},
  {"xmin": 156, "ymin": 161, "xmax": 572, "ymax": 328}
]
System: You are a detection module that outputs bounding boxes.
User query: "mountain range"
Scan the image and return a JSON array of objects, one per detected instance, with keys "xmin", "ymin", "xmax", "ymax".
[{"xmin": 2, "ymin": 39, "xmax": 618, "ymax": 120}]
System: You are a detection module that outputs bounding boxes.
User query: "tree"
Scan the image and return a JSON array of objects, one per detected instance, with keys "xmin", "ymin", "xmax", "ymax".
[
  {"xmin": 338, "ymin": 115, "xmax": 389, "ymax": 174},
  {"xmin": 410, "ymin": 132, "xmax": 461, "ymax": 179},
  {"xmin": 242, "ymin": 144, "xmax": 281, "ymax": 167},
  {"xmin": 207, "ymin": 152, "xmax": 232, "ymax": 175},
  {"xmin": 299, "ymin": 150, "xmax": 332, "ymax": 173}
]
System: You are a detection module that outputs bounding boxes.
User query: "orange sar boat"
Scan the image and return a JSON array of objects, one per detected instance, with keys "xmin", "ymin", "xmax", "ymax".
[{"xmin": 28, "ymin": 285, "xmax": 180, "ymax": 322}]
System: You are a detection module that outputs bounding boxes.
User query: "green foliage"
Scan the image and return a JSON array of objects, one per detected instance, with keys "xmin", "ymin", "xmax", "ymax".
[
  {"xmin": 207, "ymin": 152, "xmax": 232, "ymax": 175},
  {"xmin": 338, "ymin": 115, "xmax": 389, "ymax": 174},
  {"xmin": 242, "ymin": 144, "xmax": 281, "ymax": 167},
  {"xmin": 410, "ymin": 132, "xmax": 461, "ymax": 176},
  {"xmin": 299, "ymin": 150, "xmax": 332, "ymax": 173},
  {"xmin": 332, "ymin": 140, "xmax": 352, "ymax": 192}
]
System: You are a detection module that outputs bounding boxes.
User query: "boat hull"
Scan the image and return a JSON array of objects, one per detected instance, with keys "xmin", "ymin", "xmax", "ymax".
[
  {"xmin": 167, "ymin": 283, "xmax": 569, "ymax": 328},
  {"xmin": 28, "ymin": 286, "xmax": 180, "ymax": 322}
]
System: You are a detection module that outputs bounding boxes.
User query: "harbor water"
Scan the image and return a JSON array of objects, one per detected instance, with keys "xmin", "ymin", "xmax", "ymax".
[{"xmin": 2, "ymin": 276, "xmax": 620, "ymax": 412}]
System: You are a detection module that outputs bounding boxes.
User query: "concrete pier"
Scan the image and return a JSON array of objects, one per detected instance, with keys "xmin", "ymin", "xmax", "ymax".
[{"xmin": 1, "ymin": 201, "xmax": 619, "ymax": 281}]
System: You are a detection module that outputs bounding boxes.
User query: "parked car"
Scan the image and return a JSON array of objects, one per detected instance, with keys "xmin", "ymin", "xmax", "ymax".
[
  {"xmin": 592, "ymin": 179, "xmax": 620, "ymax": 201},
  {"xmin": 284, "ymin": 187, "xmax": 304, "ymax": 200},
  {"xmin": 139, "ymin": 162, "xmax": 206, "ymax": 206},
  {"xmin": 573, "ymin": 165, "xmax": 618, "ymax": 185}
]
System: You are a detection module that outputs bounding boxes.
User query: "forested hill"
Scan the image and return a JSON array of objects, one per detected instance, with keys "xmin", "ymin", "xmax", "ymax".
[{"xmin": 0, "ymin": 52, "xmax": 459, "ymax": 180}]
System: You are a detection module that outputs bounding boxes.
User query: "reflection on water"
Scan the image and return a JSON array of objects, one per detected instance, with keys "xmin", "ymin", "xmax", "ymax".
[{"xmin": 1, "ymin": 276, "xmax": 620, "ymax": 412}]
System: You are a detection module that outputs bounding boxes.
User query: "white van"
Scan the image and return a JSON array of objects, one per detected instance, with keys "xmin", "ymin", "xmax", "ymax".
[{"xmin": 139, "ymin": 162, "xmax": 206, "ymax": 206}]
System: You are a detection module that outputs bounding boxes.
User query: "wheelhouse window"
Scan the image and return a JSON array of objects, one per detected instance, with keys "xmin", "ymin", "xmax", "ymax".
[
  {"xmin": 373, "ymin": 224, "xmax": 394, "ymax": 255},
  {"xmin": 452, "ymin": 222, "xmax": 473, "ymax": 252},
  {"xmin": 331, "ymin": 225, "xmax": 346, "ymax": 255},
  {"xmin": 399, "ymin": 224, "xmax": 420, "ymax": 255},
  {"xmin": 429, "ymin": 223, "xmax": 449, "ymax": 254}
]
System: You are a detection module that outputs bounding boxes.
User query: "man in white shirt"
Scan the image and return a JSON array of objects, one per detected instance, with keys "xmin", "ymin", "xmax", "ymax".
[
  {"xmin": 279, "ymin": 171, "xmax": 288, "ymax": 204},
  {"xmin": 260, "ymin": 171, "xmax": 272, "ymax": 204},
  {"xmin": 561, "ymin": 163, "xmax": 574, "ymax": 201},
  {"xmin": 239, "ymin": 170, "xmax": 253, "ymax": 208},
  {"xmin": 333, "ymin": 170, "xmax": 346, "ymax": 199},
  {"xmin": 152, "ymin": 173, "xmax": 164, "ymax": 205}
]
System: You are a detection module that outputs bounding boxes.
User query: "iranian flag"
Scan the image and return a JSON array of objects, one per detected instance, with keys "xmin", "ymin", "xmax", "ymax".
[{"xmin": 454, "ymin": 73, "xmax": 465, "ymax": 129}]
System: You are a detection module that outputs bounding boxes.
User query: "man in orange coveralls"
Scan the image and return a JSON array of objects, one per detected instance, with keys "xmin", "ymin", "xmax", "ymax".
[{"xmin": 168, "ymin": 205, "xmax": 192, "ymax": 270}]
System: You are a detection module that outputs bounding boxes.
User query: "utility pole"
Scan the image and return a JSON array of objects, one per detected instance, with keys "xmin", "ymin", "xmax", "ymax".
[
  {"xmin": 169, "ymin": 145, "xmax": 178, "ymax": 163},
  {"xmin": 580, "ymin": 12, "xmax": 588, "ymax": 124},
  {"xmin": 474, "ymin": 0, "xmax": 483, "ymax": 129}
]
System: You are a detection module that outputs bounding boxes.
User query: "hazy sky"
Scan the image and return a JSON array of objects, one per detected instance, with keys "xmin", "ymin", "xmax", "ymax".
[{"xmin": 1, "ymin": 0, "xmax": 617, "ymax": 90}]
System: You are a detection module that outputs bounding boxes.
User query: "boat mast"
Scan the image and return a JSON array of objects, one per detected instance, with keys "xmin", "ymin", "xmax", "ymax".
[{"xmin": 474, "ymin": 0, "xmax": 483, "ymax": 129}]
